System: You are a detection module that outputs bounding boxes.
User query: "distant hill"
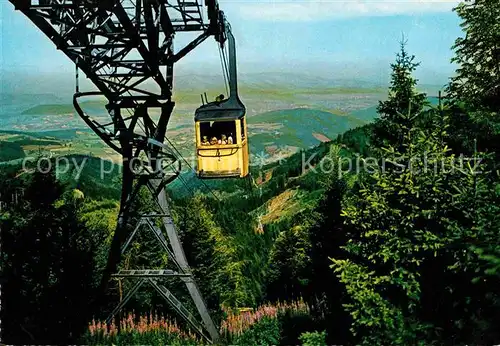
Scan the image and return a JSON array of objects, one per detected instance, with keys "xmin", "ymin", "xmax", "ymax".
[
  {"xmin": 20, "ymin": 100, "xmax": 107, "ymax": 116},
  {"xmin": 0, "ymin": 128, "xmax": 91, "ymax": 140},
  {"xmin": 21, "ymin": 103, "xmax": 77, "ymax": 115},
  {"xmin": 174, "ymin": 72, "xmax": 447, "ymax": 92},
  {"xmin": 59, "ymin": 155, "xmax": 122, "ymax": 200},
  {"xmin": 0, "ymin": 93, "xmax": 65, "ymax": 106},
  {"xmin": 174, "ymin": 72, "xmax": 389, "ymax": 92},
  {"xmin": 348, "ymin": 105, "xmax": 379, "ymax": 122},
  {"xmin": 1, "ymin": 104, "xmax": 380, "ymax": 163},
  {"xmin": 344, "ymin": 95, "xmax": 443, "ymax": 123},
  {"xmin": 247, "ymin": 108, "xmax": 371, "ymax": 154},
  {"xmin": 238, "ymin": 72, "xmax": 386, "ymax": 90},
  {"xmin": 1, "ymin": 70, "xmax": 448, "ymax": 103}
]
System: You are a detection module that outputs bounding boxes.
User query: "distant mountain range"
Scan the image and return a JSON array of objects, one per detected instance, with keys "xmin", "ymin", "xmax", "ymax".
[
  {"xmin": 174, "ymin": 71, "xmax": 446, "ymax": 94},
  {"xmin": 173, "ymin": 71, "xmax": 386, "ymax": 91},
  {"xmin": 1, "ymin": 69, "xmax": 446, "ymax": 101},
  {"xmin": 0, "ymin": 92, "xmax": 65, "ymax": 107}
]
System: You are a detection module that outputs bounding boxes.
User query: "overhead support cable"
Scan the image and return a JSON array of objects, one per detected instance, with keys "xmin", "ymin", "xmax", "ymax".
[{"xmin": 219, "ymin": 45, "xmax": 229, "ymax": 96}]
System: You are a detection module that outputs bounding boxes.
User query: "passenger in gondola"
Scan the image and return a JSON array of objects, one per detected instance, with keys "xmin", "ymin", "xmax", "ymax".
[
  {"xmin": 221, "ymin": 134, "xmax": 228, "ymax": 145},
  {"xmin": 215, "ymin": 94, "xmax": 225, "ymax": 103},
  {"xmin": 227, "ymin": 133, "xmax": 234, "ymax": 144},
  {"xmin": 201, "ymin": 136, "xmax": 209, "ymax": 146},
  {"xmin": 210, "ymin": 136, "xmax": 218, "ymax": 145}
]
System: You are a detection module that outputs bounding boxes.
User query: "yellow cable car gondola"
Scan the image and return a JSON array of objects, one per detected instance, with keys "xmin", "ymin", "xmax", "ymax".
[{"xmin": 194, "ymin": 21, "xmax": 249, "ymax": 179}]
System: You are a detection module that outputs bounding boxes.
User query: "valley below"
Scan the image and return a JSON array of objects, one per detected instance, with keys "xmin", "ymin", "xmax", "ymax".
[{"xmin": 0, "ymin": 78, "xmax": 388, "ymax": 166}]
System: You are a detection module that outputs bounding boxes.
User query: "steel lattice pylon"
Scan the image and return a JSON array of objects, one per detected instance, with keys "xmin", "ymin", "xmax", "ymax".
[{"xmin": 9, "ymin": 0, "xmax": 227, "ymax": 342}]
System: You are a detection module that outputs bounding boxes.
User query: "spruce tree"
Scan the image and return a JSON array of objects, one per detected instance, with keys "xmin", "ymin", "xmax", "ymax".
[
  {"xmin": 373, "ymin": 37, "xmax": 427, "ymax": 150},
  {"xmin": 448, "ymin": 0, "xmax": 500, "ymax": 113},
  {"xmin": 331, "ymin": 85, "xmax": 500, "ymax": 344},
  {"xmin": 446, "ymin": 0, "xmax": 500, "ymax": 159},
  {"xmin": 331, "ymin": 103, "xmax": 463, "ymax": 344},
  {"xmin": 443, "ymin": 5, "xmax": 500, "ymax": 338}
]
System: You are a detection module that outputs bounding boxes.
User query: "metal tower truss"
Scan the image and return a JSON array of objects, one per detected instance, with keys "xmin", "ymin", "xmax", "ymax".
[
  {"xmin": 106, "ymin": 180, "xmax": 218, "ymax": 343},
  {"xmin": 9, "ymin": 0, "xmax": 227, "ymax": 342}
]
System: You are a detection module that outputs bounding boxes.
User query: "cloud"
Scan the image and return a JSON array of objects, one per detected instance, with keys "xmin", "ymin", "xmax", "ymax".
[{"xmin": 226, "ymin": 0, "xmax": 460, "ymax": 21}]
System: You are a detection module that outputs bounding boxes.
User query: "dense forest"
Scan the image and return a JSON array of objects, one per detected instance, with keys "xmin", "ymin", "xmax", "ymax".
[{"xmin": 1, "ymin": 1, "xmax": 499, "ymax": 345}]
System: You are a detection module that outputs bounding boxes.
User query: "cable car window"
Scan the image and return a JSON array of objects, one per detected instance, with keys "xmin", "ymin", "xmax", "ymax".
[{"xmin": 199, "ymin": 120, "xmax": 237, "ymax": 146}]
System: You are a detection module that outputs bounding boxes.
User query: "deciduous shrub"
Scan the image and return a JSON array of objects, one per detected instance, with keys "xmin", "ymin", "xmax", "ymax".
[{"xmin": 299, "ymin": 330, "xmax": 327, "ymax": 346}]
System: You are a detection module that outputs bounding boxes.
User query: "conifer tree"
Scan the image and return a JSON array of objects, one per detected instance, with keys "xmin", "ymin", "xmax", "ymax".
[
  {"xmin": 446, "ymin": 0, "xmax": 500, "ymax": 158},
  {"xmin": 329, "ymin": 43, "xmax": 487, "ymax": 342},
  {"xmin": 447, "ymin": 0, "xmax": 500, "ymax": 113},
  {"xmin": 332, "ymin": 92, "xmax": 500, "ymax": 344},
  {"xmin": 373, "ymin": 37, "xmax": 427, "ymax": 150},
  {"xmin": 331, "ymin": 102, "xmax": 463, "ymax": 344},
  {"xmin": 442, "ymin": 5, "xmax": 500, "ymax": 338},
  {"xmin": 0, "ymin": 166, "xmax": 101, "ymax": 344}
]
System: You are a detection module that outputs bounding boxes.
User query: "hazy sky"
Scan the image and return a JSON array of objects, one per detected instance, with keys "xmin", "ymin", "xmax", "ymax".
[{"xmin": 0, "ymin": 0, "xmax": 463, "ymax": 87}]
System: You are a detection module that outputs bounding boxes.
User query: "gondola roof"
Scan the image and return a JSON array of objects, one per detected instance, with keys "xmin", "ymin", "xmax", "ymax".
[{"xmin": 195, "ymin": 100, "xmax": 246, "ymax": 122}]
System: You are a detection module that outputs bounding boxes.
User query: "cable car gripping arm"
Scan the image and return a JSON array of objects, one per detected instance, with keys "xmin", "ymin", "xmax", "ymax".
[{"xmin": 208, "ymin": 8, "xmax": 241, "ymax": 103}]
